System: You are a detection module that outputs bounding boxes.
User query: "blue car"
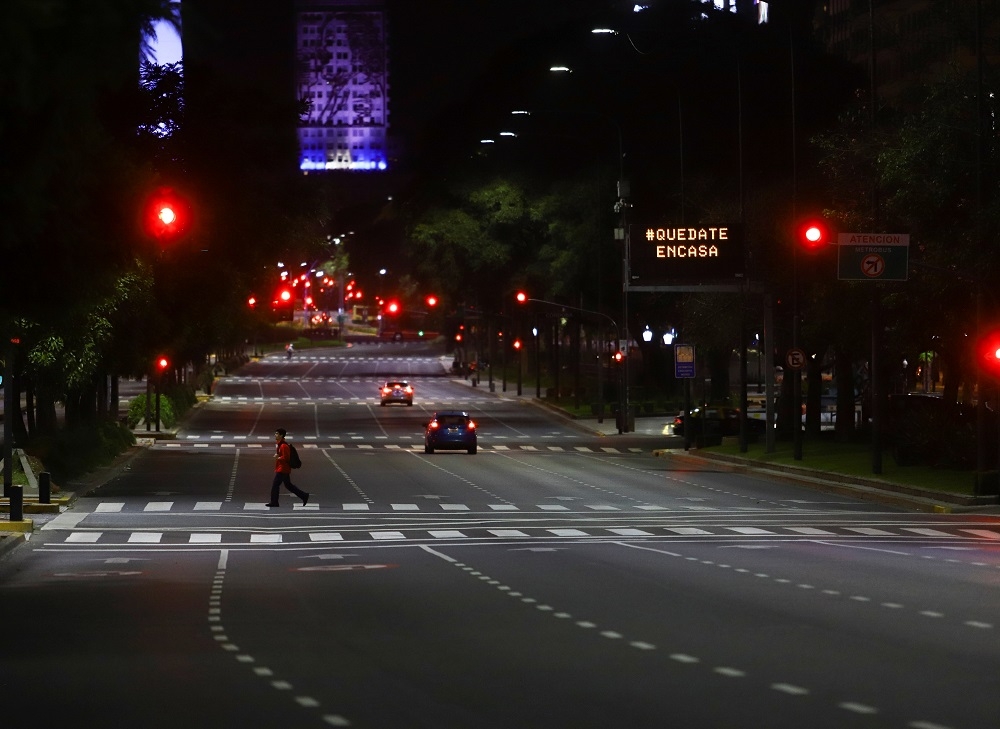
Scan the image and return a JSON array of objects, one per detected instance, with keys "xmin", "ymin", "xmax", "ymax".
[{"xmin": 424, "ymin": 411, "xmax": 478, "ymax": 454}]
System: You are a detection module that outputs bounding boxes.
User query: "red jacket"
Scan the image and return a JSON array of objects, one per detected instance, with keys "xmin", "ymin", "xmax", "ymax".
[{"xmin": 275, "ymin": 441, "xmax": 291, "ymax": 474}]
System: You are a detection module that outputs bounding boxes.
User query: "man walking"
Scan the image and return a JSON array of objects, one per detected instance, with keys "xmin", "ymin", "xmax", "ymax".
[{"xmin": 267, "ymin": 428, "xmax": 309, "ymax": 507}]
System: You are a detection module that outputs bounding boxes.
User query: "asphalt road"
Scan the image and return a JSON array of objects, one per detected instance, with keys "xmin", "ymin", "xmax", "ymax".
[{"xmin": 2, "ymin": 341, "xmax": 999, "ymax": 728}]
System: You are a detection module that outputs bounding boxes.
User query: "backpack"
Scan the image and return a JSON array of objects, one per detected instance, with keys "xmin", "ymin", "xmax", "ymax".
[{"xmin": 287, "ymin": 443, "xmax": 302, "ymax": 469}]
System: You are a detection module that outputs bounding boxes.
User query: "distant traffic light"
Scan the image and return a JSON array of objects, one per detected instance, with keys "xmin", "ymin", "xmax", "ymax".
[
  {"xmin": 156, "ymin": 356, "xmax": 170, "ymax": 372},
  {"xmin": 247, "ymin": 296, "xmax": 257, "ymax": 308},
  {"xmin": 386, "ymin": 301, "xmax": 400, "ymax": 314},
  {"xmin": 271, "ymin": 288, "xmax": 294, "ymax": 321},
  {"xmin": 426, "ymin": 295, "xmax": 438, "ymax": 307},
  {"xmin": 798, "ymin": 218, "xmax": 829, "ymax": 250},
  {"xmin": 612, "ymin": 351, "xmax": 624, "ymax": 364},
  {"xmin": 516, "ymin": 291, "xmax": 528, "ymax": 304},
  {"xmin": 513, "ymin": 339, "xmax": 522, "ymax": 350}
]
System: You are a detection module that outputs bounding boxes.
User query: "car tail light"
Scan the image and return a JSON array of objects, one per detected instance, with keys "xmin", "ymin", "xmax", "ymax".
[
  {"xmin": 382, "ymin": 387, "xmax": 391, "ymax": 394},
  {"xmin": 428, "ymin": 420, "xmax": 440, "ymax": 430},
  {"xmin": 467, "ymin": 420, "xmax": 476, "ymax": 430},
  {"xmin": 405, "ymin": 386, "xmax": 413, "ymax": 394}
]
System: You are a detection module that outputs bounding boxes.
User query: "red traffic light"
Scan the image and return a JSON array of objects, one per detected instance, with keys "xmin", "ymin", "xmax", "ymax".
[
  {"xmin": 978, "ymin": 331, "xmax": 1000, "ymax": 378},
  {"xmin": 143, "ymin": 187, "xmax": 188, "ymax": 241},
  {"xmin": 516, "ymin": 291, "xmax": 528, "ymax": 304},
  {"xmin": 156, "ymin": 356, "xmax": 169, "ymax": 371},
  {"xmin": 425, "ymin": 295, "xmax": 438, "ymax": 307},
  {"xmin": 798, "ymin": 219, "xmax": 829, "ymax": 250},
  {"xmin": 247, "ymin": 296, "xmax": 257, "ymax": 308},
  {"xmin": 513, "ymin": 339, "xmax": 522, "ymax": 350},
  {"xmin": 612, "ymin": 351, "xmax": 624, "ymax": 363},
  {"xmin": 386, "ymin": 301, "xmax": 400, "ymax": 314}
]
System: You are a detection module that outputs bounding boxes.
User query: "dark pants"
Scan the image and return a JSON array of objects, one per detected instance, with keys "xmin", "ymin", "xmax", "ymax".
[{"xmin": 270, "ymin": 471, "xmax": 307, "ymax": 504}]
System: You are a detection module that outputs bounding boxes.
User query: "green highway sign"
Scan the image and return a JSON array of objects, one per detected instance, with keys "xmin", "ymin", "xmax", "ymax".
[{"xmin": 837, "ymin": 233, "xmax": 909, "ymax": 281}]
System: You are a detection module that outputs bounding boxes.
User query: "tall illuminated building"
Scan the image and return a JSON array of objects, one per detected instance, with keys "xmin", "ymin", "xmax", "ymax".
[{"xmin": 296, "ymin": 0, "xmax": 390, "ymax": 172}]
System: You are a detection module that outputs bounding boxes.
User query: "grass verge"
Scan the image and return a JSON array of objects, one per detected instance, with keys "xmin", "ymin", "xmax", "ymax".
[{"xmin": 707, "ymin": 438, "xmax": 977, "ymax": 495}]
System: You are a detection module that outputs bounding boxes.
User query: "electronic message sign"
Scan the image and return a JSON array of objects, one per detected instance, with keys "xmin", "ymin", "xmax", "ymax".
[{"xmin": 629, "ymin": 224, "xmax": 744, "ymax": 284}]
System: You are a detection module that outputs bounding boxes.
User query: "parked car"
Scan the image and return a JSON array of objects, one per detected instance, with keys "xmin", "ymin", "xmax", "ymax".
[
  {"xmin": 672, "ymin": 407, "xmax": 766, "ymax": 438},
  {"xmin": 380, "ymin": 380, "xmax": 413, "ymax": 406},
  {"xmin": 424, "ymin": 411, "xmax": 477, "ymax": 454}
]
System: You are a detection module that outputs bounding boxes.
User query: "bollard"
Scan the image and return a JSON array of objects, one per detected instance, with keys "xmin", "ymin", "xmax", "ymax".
[
  {"xmin": 9, "ymin": 485, "xmax": 23, "ymax": 522},
  {"xmin": 39, "ymin": 471, "xmax": 51, "ymax": 504}
]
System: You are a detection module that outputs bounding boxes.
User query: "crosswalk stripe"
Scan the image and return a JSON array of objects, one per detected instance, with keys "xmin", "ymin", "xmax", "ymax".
[
  {"xmin": 548, "ymin": 529, "xmax": 589, "ymax": 537},
  {"xmin": 961, "ymin": 529, "xmax": 1000, "ymax": 539},
  {"xmin": 902, "ymin": 528, "xmax": 953, "ymax": 537},
  {"xmin": 194, "ymin": 502, "xmax": 222, "ymax": 511},
  {"xmin": 785, "ymin": 527, "xmax": 836, "ymax": 535},
  {"xmin": 488, "ymin": 529, "xmax": 529, "ymax": 537},
  {"xmin": 665, "ymin": 527, "xmax": 712, "ymax": 535},
  {"xmin": 250, "ymin": 534, "xmax": 282, "ymax": 543},
  {"xmin": 441, "ymin": 504, "xmax": 470, "ymax": 511},
  {"xmin": 726, "ymin": 527, "xmax": 776, "ymax": 535},
  {"xmin": 128, "ymin": 532, "xmax": 162, "ymax": 543},
  {"xmin": 309, "ymin": 532, "xmax": 343, "ymax": 542},
  {"xmin": 391, "ymin": 504, "xmax": 419, "ymax": 511},
  {"xmin": 66, "ymin": 532, "xmax": 101, "ymax": 543},
  {"xmin": 144, "ymin": 502, "xmax": 173, "ymax": 512},
  {"xmin": 608, "ymin": 528, "xmax": 653, "ymax": 536},
  {"xmin": 429, "ymin": 530, "xmax": 466, "ymax": 539},
  {"xmin": 190, "ymin": 533, "xmax": 222, "ymax": 544},
  {"xmin": 96, "ymin": 503, "xmax": 124, "ymax": 513},
  {"xmin": 371, "ymin": 531, "xmax": 405, "ymax": 540},
  {"xmin": 844, "ymin": 527, "xmax": 895, "ymax": 536}
]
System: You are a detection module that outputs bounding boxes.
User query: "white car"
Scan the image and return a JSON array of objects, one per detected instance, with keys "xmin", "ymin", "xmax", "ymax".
[{"xmin": 380, "ymin": 380, "xmax": 413, "ymax": 406}]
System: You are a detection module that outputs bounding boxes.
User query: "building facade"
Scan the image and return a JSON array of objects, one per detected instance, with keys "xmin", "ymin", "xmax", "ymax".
[{"xmin": 296, "ymin": 0, "xmax": 389, "ymax": 172}]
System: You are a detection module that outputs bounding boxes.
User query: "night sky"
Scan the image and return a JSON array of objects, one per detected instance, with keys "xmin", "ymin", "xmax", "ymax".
[{"xmin": 386, "ymin": 0, "xmax": 619, "ymax": 150}]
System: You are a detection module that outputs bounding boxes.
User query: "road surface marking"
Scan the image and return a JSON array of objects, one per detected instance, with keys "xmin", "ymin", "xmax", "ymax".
[
  {"xmin": 66, "ymin": 532, "xmax": 101, "ymax": 543},
  {"xmin": 309, "ymin": 532, "xmax": 344, "ymax": 542},
  {"xmin": 128, "ymin": 532, "xmax": 162, "ymax": 543}
]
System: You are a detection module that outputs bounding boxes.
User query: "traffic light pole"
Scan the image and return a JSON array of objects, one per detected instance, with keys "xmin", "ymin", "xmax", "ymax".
[
  {"xmin": 3, "ymin": 340, "xmax": 13, "ymax": 499},
  {"xmin": 520, "ymin": 298, "xmax": 621, "ymax": 430}
]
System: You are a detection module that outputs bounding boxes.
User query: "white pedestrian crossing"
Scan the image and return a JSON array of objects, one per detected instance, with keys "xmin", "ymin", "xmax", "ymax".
[{"xmin": 50, "ymin": 519, "xmax": 1000, "ymax": 548}]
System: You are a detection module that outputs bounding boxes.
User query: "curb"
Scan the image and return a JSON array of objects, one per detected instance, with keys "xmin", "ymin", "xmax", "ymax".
[
  {"xmin": 0, "ymin": 533, "xmax": 27, "ymax": 561},
  {"xmin": 653, "ymin": 448, "xmax": 1000, "ymax": 514},
  {"xmin": 0, "ymin": 520, "xmax": 34, "ymax": 534}
]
